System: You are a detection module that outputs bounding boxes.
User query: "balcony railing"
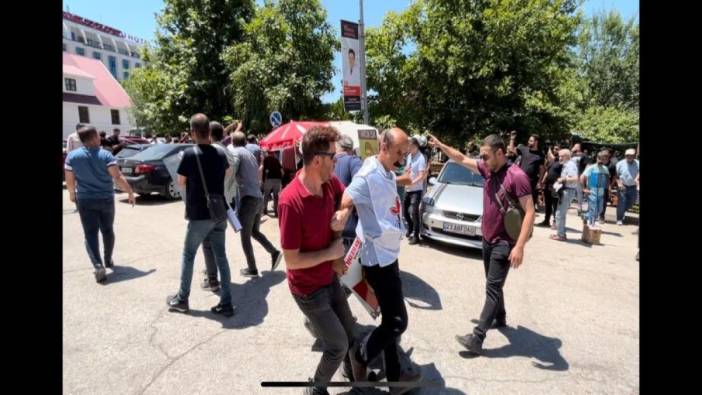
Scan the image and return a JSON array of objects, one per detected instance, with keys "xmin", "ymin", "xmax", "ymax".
[
  {"xmin": 118, "ymin": 48, "xmax": 130, "ymax": 56},
  {"xmin": 72, "ymin": 36, "xmax": 86, "ymax": 44},
  {"xmin": 86, "ymin": 38, "xmax": 102, "ymax": 49},
  {"xmin": 102, "ymin": 43, "xmax": 115, "ymax": 52},
  {"xmin": 130, "ymin": 52, "xmax": 141, "ymax": 59}
]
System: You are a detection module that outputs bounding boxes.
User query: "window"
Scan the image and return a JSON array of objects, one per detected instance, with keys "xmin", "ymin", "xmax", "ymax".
[
  {"xmin": 134, "ymin": 63, "xmax": 141, "ymax": 68},
  {"xmin": 65, "ymin": 78, "xmax": 77, "ymax": 92},
  {"xmin": 111, "ymin": 110, "xmax": 120, "ymax": 125},
  {"xmin": 71, "ymin": 32, "xmax": 75, "ymax": 40},
  {"xmin": 108, "ymin": 56, "xmax": 117, "ymax": 78},
  {"xmin": 122, "ymin": 59, "xmax": 130, "ymax": 69},
  {"xmin": 123, "ymin": 71, "xmax": 129, "ymax": 80},
  {"xmin": 75, "ymin": 47, "xmax": 85, "ymax": 56},
  {"xmin": 63, "ymin": 43, "xmax": 67, "ymax": 52},
  {"xmin": 78, "ymin": 106, "xmax": 90, "ymax": 123},
  {"xmin": 92, "ymin": 51, "xmax": 101, "ymax": 60}
]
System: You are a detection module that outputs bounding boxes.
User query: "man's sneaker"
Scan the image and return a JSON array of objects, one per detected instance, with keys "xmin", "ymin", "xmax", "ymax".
[
  {"xmin": 493, "ymin": 318, "xmax": 507, "ymax": 329},
  {"xmin": 408, "ymin": 237, "xmax": 419, "ymax": 245},
  {"xmin": 94, "ymin": 267, "xmax": 107, "ymax": 283},
  {"xmin": 211, "ymin": 303, "xmax": 235, "ymax": 317},
  {"xmin": 536, "ymin": 221, "xmax": 550, "ymax": 228},
  {"xmin": 104, "ymin": 260, "xmax": 114, "ymax": 269},
  {"xmin": 617, "ymin": 220, "xmax": 623, "ymax": 226},
  {"xmin": 390, "ymin": 366, "xmax": 423, "ymax": 395},
  {"xmin": 166, "ymin": 295, "xmax": 189, "ymax": 313},
  {"xmin": 240, "ymin": 268, "xmax": 259, "ymax": 277},
  {"xmin": 302, "ymin": 378, "xmax": 329, "ymax": 395},
  {"xmin": 201, "ymin": 278, "xmax": 220, "ymax": 293},
  {"xmin": 271, "ymin": 250, "xmax": 283, "ymax": 271},
  {"xmin": 456, "ymin": 333, "xmax": 483, "ymax": 355},
  {"xmin": 349, "ymin": 342, "xmax": 367, "ymax": 381}
]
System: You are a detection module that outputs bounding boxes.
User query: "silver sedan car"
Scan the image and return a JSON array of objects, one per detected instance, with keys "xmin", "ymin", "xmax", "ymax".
[{"xmin": 420, "ymin": 160, "xmax": 484, "ymax": 250}]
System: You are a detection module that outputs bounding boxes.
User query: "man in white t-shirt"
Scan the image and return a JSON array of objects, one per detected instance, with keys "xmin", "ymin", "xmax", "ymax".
[
  {"xmin": 66, "ymin": 123, "xmax": 85, "ymax": 153},
  {"xmin": 333, "ymin": 128, "xmax": 422, "ymax": 387},
  {"xmin": 403, "ymin": 136, "xmax": 428, "ymax": 245}
]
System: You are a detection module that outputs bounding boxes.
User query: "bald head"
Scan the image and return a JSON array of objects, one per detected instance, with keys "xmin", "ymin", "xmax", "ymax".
[
  {"xmin": 190, "ymin": 113, "xmax": 210, "ymax": 140},
  {"xmin": 379, "ymin": 127, "xmax": 409, "ymax": 171},
  {"xmin": 232, "ymin": 131, "xmax": 247, "ymax": 147}
]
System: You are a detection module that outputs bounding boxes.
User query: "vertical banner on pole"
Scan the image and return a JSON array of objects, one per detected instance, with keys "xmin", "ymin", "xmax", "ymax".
[{"xmin": 341, "ymin": 20, "xmax": 361, "ymax": 112}]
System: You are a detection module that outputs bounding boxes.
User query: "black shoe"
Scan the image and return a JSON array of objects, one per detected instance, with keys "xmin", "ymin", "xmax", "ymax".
[
  {"xmin": 536, "ymin": 221, "xmax": 550, "ymax": 228},
  {"xmin": 302, "ymin": 378, "xmax": 329, "ymax": 395},
  {"xmin": 240, "ymin": 268, "xmax": 259, "ymax": 277},
  {"xmin": 166, "ymin": 295, "xmax": 189, "ymax": 313},
  {"xmin": 94, "ymin": 267, "xmax": 107, "ymax": 283},
  {"xmin": 408, "ymin": 237, "xmax": 419, "ymax": 245},
  {"xmin": 456, "ymin": 333, "xmax": 483, "ymax": 355},
  {"xmin": 271, "ymin": 250, "xmax": 283, "ymax": 271},
  {"xmin": 405, "ymin": 231, "xmax": 412, "ymax": 238},
  {"xmin": 349, "ymin": 342, "xmax": 367, "ymax": 381},
  {"xmin": 104, "ymin": 260, "xmax": 114, "ymax": 269},
  {"xmin": 201, "ymin": 278, "xmax": 220, "ymax": 293},
  {"xmin": 211, "ymin": 303, "xmax": 235, "ymax": 317}
]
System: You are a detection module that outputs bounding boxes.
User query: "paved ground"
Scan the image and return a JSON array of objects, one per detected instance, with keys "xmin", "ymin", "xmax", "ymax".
[{"xmin": 63, "ymin": 190, "xmax": 639, "ymax": 394}]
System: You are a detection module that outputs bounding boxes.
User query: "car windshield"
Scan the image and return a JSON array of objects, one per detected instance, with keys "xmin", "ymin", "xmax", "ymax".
[
  {"xmin": 438, "ymin": 162, "xmax": 485, "ymax": 187},
  {"xmin": 131, "ymin": 144, "xmax": 188, "ymax": 161}
]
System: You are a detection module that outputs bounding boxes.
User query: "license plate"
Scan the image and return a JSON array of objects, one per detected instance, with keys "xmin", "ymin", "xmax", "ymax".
[
  {"xmin": 443, "ymin": 222, "xmax": 476, "ymax": 236},
  {"xmin": 121, "ymin": 167, "xmax": 132, "ymax": 175}
]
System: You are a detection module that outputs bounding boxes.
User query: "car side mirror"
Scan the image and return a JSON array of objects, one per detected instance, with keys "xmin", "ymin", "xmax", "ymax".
[{"xmin": 428, "ymin": 177, "xmax": 437, "ymax": 186}]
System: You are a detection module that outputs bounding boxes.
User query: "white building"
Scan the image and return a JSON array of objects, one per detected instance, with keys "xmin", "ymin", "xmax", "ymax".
[
  {"xmin": 63, "ymin": 53, "xmax": 136, "ymax": 139},
  {"xmin": 62, "ymin": 11, "xmax": 146, "ymax": 82}
]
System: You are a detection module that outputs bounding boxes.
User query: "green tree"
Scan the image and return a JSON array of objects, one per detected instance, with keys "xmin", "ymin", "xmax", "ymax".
[
  {"xmin": 124, "ymin": 0, "xmax": 254, "ymax": 134},
  {"xmin": 365, "ymin": 0, "xmax": 581, "ymax": 146},
  {"xmin": 222, "ymin": 0, "xmax": 338, "ymax": 134}
]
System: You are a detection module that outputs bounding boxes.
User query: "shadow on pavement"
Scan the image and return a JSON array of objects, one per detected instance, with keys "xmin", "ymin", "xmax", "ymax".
[
  {"xmin": 460, "ymin": 323, "xmax": 569, "ymax": 371},
  {"xmin": 412, "ymin": 238, "xmax": 483, "ymax": 260},
  {"xmin": 189, "ymin": 270, "xmax": 286, "ymax": 329},
  {"xmin": 118, "ymin": 194, "xmax": 180, "ymax": 206},
  {"xmin": 106, "ymin": 265, "xmax": 156, "ymax": 284},
  {"xmin": 401, "ymin": 271, "xmax": 442, "ymax": 311}
]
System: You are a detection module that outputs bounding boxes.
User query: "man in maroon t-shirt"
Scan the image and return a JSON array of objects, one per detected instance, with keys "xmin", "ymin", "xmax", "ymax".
[
  {"xmin": 278, "ymin": 126, "xmax": 357, "ymax": 393},
  {"xmin": 428, "ymin": 133, "xmax": 534, "ymax": 356}
]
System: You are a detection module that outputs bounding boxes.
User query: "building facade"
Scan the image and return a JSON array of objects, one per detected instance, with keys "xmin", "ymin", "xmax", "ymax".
[{"xmin": 62, "ymin": 11, "xmax": 146, "ymax": 82}]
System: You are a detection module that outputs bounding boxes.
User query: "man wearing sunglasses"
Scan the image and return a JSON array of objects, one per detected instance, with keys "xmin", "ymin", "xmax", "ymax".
[{"xmin": 427, "ymin": 133, "xmax": 534, "ymax": 356}]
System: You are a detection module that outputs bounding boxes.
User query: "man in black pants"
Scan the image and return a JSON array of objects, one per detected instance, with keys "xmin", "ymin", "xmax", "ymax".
[
  {"xmin": 508, "ymin": 131, "xmax": 545, "ymax": 211},
  {"xmin": 537, "ymin": 145, "xmax": 562, "ymax": 228},
  {"xmin": 403, "ymin": 137, "xmax": 428, "ymax": 245},
  {"xmin": 429, "ymin": 133, "xmax": 535, "ymax": 355},
  {"xmin": 336, "ymin": 128, "xmax": 422, "ymax": 392}
]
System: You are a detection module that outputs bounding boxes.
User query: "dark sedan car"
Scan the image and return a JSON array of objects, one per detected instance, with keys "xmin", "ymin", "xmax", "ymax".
[
  {"xmin": 116, "ymin": 144, "xmax": 192, "ymax": 200},
  {"xmin": 114, "ymin": 144, "xmax": 153, "ymax": 160}
]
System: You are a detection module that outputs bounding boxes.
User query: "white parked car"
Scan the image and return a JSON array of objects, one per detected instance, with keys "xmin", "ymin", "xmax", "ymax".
[{"xmin": 421, "ymin": 160, "xmax": 484, "ymax": 250}]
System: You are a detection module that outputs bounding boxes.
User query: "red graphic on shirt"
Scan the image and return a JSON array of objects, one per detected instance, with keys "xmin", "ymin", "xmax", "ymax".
[{"xmin": 390, "ymin": 197, "xmax": 401, "ymax": 215}]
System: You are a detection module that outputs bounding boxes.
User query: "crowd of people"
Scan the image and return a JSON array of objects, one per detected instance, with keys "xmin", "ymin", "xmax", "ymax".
[{"xmin": 64, "ymin": 115, "xmax": 639, "ymax": 394}]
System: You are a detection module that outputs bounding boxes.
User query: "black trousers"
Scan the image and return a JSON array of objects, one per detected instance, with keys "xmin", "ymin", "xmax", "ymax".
[
  {"xmin": 473, "ymin": 240, "xmax": 511, "ymax": 341},
  {"xmin": 403, "ymin": 191, "xmax": 423, "ymax": 239},
  {"xmin": 543, "ymin": 187, "xmax": 559, "ymax": 225}
]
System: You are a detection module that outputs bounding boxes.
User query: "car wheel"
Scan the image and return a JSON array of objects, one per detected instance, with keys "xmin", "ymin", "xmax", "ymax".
[{"xmin": 163, "ymin": 180, "xmax": 181, "ymax": 200}]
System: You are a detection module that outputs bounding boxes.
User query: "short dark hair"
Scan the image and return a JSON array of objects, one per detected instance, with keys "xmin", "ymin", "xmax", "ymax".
[
  {"xmin": 247, "ymin": 134, "xmax": 257, "ymax": 144},
  {"xmin": 348, "ymin": 49, "xmax": 355, "ymax": 57},
  {"xmin": 113, "ymin": 128, "xmax": 120, "ymax": 134},
  {"xmin": 75, "ymin": 123, "xmax": 85, "ymax": 131},
  {"xmin": 210, "ymin": 121, "xmax": 224, "ymax": 142},
  {"xmin": 482, "ymin": 134, "xmax": 506, "ymax": 155},
  {"xmin": 78, "ymin": 126, "xmax": 98, "ymax": 143},
  {"xmin": 99, "ymin": 131, "xmax": 106, "ymax": 137},
  {"xmin": 190, "ymin": 113, "xmax": 210, "ymax": 140},
  {"xmin": 530, "ymin": 134, "xmax": 540, "ymax": 143},
  {"xmin": 302, "ymin": 126, "xmax": 340, "ymax": 165}
]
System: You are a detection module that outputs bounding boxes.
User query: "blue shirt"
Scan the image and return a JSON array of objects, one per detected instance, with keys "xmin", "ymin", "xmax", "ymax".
[
  {"xmin": 64, "ymin": 147, "xmax": 117, "ymax": 200},
  {"xmin": 616, "ymin": 159, "xmax": 639, "ymax": 186},
  {"xmin": 334, "ymin": 152, "xmax": 363, "ymax": 186},
  {"xmin": 245, "ymin": 143, "xmax": 262, "ymax": 166},
  {"xmin": 583, "ymin": 164, "xmax": 610, "ymax": 197},
  {"xmin": 405, "ymin": 151, "xmax": 428, "ymax": 192}
]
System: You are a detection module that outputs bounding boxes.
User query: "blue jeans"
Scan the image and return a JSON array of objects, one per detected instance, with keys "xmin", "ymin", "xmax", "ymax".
[
  {"xmin": 76, "ymin": 198, "xmax": 115, "ymax": 269},
  {"xmin": 617, "ymin": 185, "xmax": 638, "ymax": 221},
  {"xmin": 587, "ymin": 193, "xmax": 605, "ymax": 225},
  {"xmin": 556, "ymin": 188, "xmax": 576, "ymax": 237},
  {"xmin": 177, "ymin": 220, "xmax": 232, "ymax": 305}
]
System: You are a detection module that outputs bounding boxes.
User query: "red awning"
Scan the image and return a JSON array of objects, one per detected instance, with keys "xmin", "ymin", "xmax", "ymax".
[{"xmin": 259, "ymin": 121, "xmax": 329, "ymax": 151}]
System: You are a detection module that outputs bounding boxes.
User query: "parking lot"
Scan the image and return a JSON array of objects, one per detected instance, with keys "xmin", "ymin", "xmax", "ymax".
[{"xmin": 63, "ymin": 189, "xmax": 639, "ymax": 394}]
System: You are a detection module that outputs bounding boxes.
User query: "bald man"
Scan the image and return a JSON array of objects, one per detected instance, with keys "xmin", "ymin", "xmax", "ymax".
[{"xmin": 333, "ymin": 128, "xmax": 422, "ymax": 387}]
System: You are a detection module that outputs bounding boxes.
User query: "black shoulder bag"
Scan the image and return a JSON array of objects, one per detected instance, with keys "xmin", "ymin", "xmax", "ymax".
[{"xmin": 193, "ymin": 146, "xmax": 228, "ymax": 222}]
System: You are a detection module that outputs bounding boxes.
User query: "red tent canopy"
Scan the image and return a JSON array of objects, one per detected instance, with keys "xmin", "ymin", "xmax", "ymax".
[{"xmin": 259, "ymin": 120, "xmax": 329, "ymax": 151}]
